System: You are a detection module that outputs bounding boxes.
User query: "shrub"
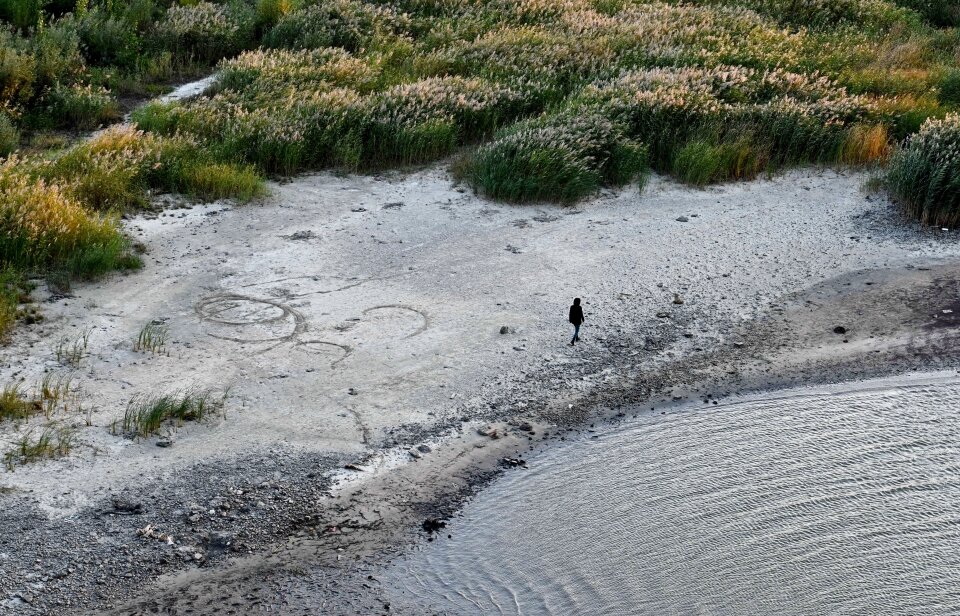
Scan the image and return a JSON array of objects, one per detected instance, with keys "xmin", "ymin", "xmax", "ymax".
[
  {"xmin": 0, "ymin": 113, "xmax": 19, "ymax": 156},
  {"xmin": 255, "ymin": 0, "xmax": 296, "ymax": 33},
  {"xmin": 938, "ymin": 70, "xmax": 960, "ymax": 106},
  {"xmin": 263, "ymin": 1, "xmax": 408, "ymax": 52},
  {"xmin": 153, "ymin": 1, "xmax": 256, "ymax": 65},
  {"xmin": 895, "ymin": 0, "xmax": 960, "ymax": 25},
  {"xmin": 886, "ymin": 113, "xmax": 960, "ymax": 226},
  {"xmin": 42, "ymin": 82, "xmax": 120, "ymax": 130},
  {"xmin": 0, "ymin": 0, "xmax": 45, "ymax": 31},
  {"xmin": 31, "ymin": 18, "xmax": 84, "ymax": 88},
  {"xmin": 77, "ymin": 9, "xmax": 141, "ymax": 68},
  {"xmin": 0, "ymin": 159, "xmax": 127, "ymax": 271},
  {"xmin": 0, "ymin": 30, "xmax": 36, "ymax": 108}
]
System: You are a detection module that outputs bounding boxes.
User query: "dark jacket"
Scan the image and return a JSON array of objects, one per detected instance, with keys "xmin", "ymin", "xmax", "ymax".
[{"xmin": 569, "ymin": 304, "xmax": 584, "ymax": 325}]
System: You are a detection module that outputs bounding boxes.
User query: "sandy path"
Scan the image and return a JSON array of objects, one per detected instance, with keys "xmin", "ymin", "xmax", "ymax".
[{"xmin": 1, "ymin": 165, "xmax": 958, "ymax": 613}]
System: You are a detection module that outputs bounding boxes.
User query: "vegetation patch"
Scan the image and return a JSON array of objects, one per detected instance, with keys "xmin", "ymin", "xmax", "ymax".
[
  {"xmin": 118, "ymin": 389, "xmax": 228, "ymax": 440},
  {"xmin": 122, "ymin": 0, "xmax": 956, "ymax": 212},
  {"xmin": 54, "ymin": 329, "xmax": 89, "ymax": 367},
  {"xmin": 0, "ymin": 374, "xmax": 76, "ymax": 422},
  {"xmin": 4, "ymin": 424, "xmax": 75, "ymax": 470},
  {"xmin": 886, "ymin": 113, "xmax": 960, "ymax": 226},
  {"xmin": 133, "ymin": 321, "xmax": 168, "ymax": 355}
]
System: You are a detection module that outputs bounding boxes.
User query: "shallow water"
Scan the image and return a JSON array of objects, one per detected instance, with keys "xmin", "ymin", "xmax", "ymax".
[{"xmin": 384, "ymin": 376, "xmax": 960, "ymax": 615}]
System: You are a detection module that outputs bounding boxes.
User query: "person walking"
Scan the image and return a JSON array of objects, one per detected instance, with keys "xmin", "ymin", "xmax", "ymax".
[{"xmin": 569, "ymin": 297, "xmax": 584, "ymax": 346}]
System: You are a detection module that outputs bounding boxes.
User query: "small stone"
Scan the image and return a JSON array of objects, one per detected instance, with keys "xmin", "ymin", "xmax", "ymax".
[
  {"xmin": 676, "ymin": 216, "xmax": 689, "ymax": 222},
  {"xmin": 499, "ymin": 326, "xmax": 511, "ymax": 335},
  {"xmin": 673, "ymin": 295, "xmax": 684, "ymax": 305},
  {"xmin": 417, "ymin": 444, "xmax": 431, "ymax": 453},
  {"xmin": 833, "ymin": 326, "xmax": 847, "ymax": 335}
]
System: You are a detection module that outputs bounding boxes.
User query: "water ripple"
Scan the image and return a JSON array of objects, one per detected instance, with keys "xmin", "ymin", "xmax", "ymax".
[{"xmin": 384, "ymin": 378, "xmax": 960, "ymax": 615}]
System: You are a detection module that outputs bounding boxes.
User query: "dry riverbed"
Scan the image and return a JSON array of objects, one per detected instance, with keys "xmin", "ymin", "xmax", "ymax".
[{"xmin": 1, "ymin": 166, "xmax": 959, "ymax": 614}]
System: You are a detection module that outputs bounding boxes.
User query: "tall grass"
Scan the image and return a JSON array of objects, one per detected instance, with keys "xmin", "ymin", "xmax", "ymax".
[
  {"xmin": 463, "ymin": 112, "xmax": 648, "ymax": 202},
  {"xmin": 115, "ymin": 1, "xmax": 949, "ymax": 205},
  {"xmin": 0, "ymin": 268, "xmax": 28, "ymax": 338},
  {"xmin": 886, "ymin": 113, "xmax": 960, "ymax": 226}
]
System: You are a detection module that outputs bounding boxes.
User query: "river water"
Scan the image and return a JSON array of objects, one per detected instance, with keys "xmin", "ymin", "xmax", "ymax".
[{"xmin": 382, "ymin": 374, "xmax": 960, "ymax": 615}]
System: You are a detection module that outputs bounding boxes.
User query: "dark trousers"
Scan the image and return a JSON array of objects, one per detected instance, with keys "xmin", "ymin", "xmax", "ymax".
[{"xmin": 571, "ymin": 323, "xmax": 580, "ymax": 344}]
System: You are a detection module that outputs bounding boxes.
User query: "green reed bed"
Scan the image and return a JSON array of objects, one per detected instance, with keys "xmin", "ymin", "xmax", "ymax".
[
  {"xmin": 129, "ymin": 0, "xmax": 954, "ymax": 208},
  {"xmin": 886, "ymin": 113, "xmax": 960, "ymax": 226}
]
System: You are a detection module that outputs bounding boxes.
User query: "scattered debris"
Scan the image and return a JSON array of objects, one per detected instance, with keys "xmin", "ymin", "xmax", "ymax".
[
  {"xmin": 382, "ymin": 202, "xmax": 404, "ymax": 210},
  {"xmin": 282, "ymin": 230, "xmax": 317, "ymax": 241},
  {"xmin": 501, "ymin": 457, "xmax": 527, "ymax": 468},
  {"xmin": 137, "ymin": 524, "xmax": 174, "ymax": 545}
]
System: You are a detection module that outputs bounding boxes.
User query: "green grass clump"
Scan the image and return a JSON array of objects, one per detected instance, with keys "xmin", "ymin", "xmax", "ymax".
[
  {"xmin": 133, "ymin": 321, "xmax": 168, "ymax": 355},
  {"xmin": 120, "ymin": 389, "xmax": 227, "ymax": 439},
  {"xmin": 463, "ymin": 112, "xmax": 647, "ymax": 203},
  {"xmin": 938, "ymin": 69, "xmax": 960, "ymax": 106},
  {"xmin": 0, "ymin": 374, "xmax": 74, "ymax": 422},
  {"xmin": 4, "ymin": 425, "xmax": 75, "ymax": 470},
  {"xmin": 181, "ymin": 162, "xmax": 266, "ymax": 201},
  {"xmin": 886, "ymin": 113, "xmax": 960, "ymax": 226},
  {"xmin": 0, "ymin": 382, "xmax": 36, "ymax": 421}
]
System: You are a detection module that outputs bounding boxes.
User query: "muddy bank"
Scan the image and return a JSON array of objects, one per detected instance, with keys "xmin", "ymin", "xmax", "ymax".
[{"xmin": 0, "ymin": 167, "xmax": 959, "ymax": 614}]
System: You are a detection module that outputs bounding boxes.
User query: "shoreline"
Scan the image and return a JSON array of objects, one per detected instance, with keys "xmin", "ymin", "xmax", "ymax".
[
  {"xmin": 0, "ymin": 166, "xmax": 958, "ymax": 614},
  {"xmin": 104, "ymin": 348, "xmax": 960, "ymax": 615}
]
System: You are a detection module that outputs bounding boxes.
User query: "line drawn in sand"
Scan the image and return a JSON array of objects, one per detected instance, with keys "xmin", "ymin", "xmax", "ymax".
[
  {"xmin": 195, "ymin": 293, "xmax": 307, "ymax": 353},
  {"xmin": 295, "ymin": 340, "xmax": 352, "ymax": 366},
  {"xmin": 195, "ymin": 295, "xmax": 428, "ymax": 360},
  {"xmin": 195, "ymin": 294, "xmax": 429, "ymax": 448}
]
